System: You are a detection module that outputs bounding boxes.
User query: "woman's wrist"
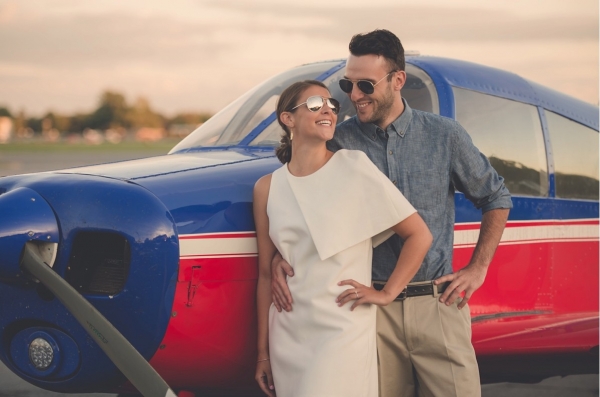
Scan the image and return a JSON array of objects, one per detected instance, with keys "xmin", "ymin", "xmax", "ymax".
[
  {"xmin": 379, "ymin": 288, "xmax": 396, "ymax": 304},
  {"xmin": 257, "ymin": 351, "xmax": 270, "ymax": 362}
]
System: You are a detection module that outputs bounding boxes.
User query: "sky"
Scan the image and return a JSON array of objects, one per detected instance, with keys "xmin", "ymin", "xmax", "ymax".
[{"xmin": 0, "ymin": 0, "xmax": 597, "ymax": 116}]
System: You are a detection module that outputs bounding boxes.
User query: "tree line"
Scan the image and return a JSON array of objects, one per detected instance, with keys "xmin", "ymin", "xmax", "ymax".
[{"xmin": 0, "ymin": 91, "xmax": 212, "ymax": 134}]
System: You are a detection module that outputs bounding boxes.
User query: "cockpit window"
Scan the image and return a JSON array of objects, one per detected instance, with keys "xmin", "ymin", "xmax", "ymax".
[
  {"xmin": 453, "ymin": 87, "xmax": 549, "ymax": 197},
  {"xmin": 169, "ymin": 61, "xmax": 340, "ymax": 153},
  {"xmin": 169, "ymin": 61, "xmax": 439, "ymax": 152},
  {"xmin": 546, "ymin": 111, "xmax": 599, "ymax": 200}
]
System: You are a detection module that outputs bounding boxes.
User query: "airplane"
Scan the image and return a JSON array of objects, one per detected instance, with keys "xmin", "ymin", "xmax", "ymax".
[{"xmin": 0, "ymin": 54, "xmax": 597, "ymax": 397}]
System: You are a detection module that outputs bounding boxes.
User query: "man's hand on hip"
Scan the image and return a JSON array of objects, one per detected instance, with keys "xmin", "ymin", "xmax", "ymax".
[
  {"xmin": 435, "ymin": 208, "xmax": 508, "ymax": 309},
  {"xmin": 434, "ymin": 263, "xmax": 487, "ymax": 309},
  {"xmin": 271, "ymin": 252, "xmax": 294, "ymax": 312}
]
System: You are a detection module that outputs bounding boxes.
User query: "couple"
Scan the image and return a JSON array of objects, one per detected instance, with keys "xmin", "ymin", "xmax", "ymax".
[{"xmin": 254, "ymin": 29, "xmax": 512, "ymax": 397}]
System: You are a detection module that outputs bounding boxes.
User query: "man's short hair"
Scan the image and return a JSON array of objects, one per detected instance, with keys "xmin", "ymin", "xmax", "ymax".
[{"xmin": 349, "ymin": 29, "xmax": 405, "ymax": 72}]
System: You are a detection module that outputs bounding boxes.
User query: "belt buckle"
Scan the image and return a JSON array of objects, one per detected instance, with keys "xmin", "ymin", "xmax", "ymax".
[
  {"xmin": 432, "ymin": 280, "xmax": 439, "ymax": 298},
  {"xmin": 397, "ymin": 286, "xmax": 408, "ymax": 301}
]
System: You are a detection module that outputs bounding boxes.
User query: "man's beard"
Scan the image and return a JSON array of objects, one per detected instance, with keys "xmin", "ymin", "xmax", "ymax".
[{"xmin": 359, "ymin": 85, "xmax": 395, "ymax": 127}]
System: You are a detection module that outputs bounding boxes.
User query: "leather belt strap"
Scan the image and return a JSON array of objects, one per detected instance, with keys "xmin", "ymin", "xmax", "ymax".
[{"xmin": 372, "ymin": 280, "xmax": 450, "ymax": 301}]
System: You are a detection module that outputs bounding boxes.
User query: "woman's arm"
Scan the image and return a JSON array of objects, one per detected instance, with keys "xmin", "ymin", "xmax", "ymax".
[
  {"xmin": 380, "ymin": 213, "xmax": 433, "ymax": 298},
  {"xmin": 337, "ymin": 213, "xmax": 432, "ymax": 310},
  {"xmin": 253, "ymin": 174, "xmax": 277, "ymax": 397}
]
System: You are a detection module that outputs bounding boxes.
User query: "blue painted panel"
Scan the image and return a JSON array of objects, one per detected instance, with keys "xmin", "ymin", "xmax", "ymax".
[
  {"xmin": 553, "ymin": 198, "xmax": 599, "ymax": 220},
  {"xmin": 0, "ymin": 187, "xmax": 59, "ymax": 279},
  {"xmin": 57, "ymin": 150, "xmax": 265, "ymax": 181},
  {"xmin": 456, "ymin": 193, "xmax": 554, "ymax": 223},
  {"xmin": 456, "ymin": 192, "xmax": 598, "ymax": 223},
  {"xmin": 137, "ymin": 155, "xmax": 281, "ymax": 235}
]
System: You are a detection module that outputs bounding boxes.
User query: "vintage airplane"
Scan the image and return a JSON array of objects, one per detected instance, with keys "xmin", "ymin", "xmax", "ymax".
[{"xmin": 0, "ymin": 54, "xmax": 598, "ymax": 397}]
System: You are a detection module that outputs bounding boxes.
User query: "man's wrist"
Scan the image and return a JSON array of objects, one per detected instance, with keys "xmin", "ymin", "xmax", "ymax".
[{"xmin": 467, "ymin": 260, "xmax": 489, "ymax": 270}]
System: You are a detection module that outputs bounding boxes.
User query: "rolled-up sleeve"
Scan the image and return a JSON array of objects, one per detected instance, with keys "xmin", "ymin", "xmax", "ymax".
[{"xmin": 450, "ymin": 123, "xmax": 513, "ymax": 213}]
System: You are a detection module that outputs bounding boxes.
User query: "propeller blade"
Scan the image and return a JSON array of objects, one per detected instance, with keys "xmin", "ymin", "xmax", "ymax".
[{"xmin": 20, "ymin": 242, "xmax": 177, "ymax": 397}]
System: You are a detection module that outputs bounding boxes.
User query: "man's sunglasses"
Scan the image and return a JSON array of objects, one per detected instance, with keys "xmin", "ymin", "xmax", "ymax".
[
  {"xmin": 338, "ymin": 71, "xmax": 397, "ymax": 95},
  {"xmin": 290, "ymin": 95, "xmax": 341, "ymax": 115}
]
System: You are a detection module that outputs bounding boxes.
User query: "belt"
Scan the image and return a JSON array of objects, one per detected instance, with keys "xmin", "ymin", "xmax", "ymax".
[{"xmin": 372, "ymin": 280, "xmax": 450, "ymax": 301}]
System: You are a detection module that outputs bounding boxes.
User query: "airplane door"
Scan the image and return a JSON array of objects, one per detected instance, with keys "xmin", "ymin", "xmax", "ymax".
[
  {"xmin": 543, "ymin": 109, "xmax": 599, "ymax": 316},
  {"xmin": 453, "ymin": 87, "xmax": 553, "ymax": 317}
]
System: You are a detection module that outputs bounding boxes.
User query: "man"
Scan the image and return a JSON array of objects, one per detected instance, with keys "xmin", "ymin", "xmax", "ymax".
[{"xmin": 271, "ymin": 29, "xmax": 512, "ymax": 397}]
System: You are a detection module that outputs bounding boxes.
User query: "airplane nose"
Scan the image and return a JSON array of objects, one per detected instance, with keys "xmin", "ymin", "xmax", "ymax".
[
  {"xmin": 0, "ymin": 187, "xmax": 59, "ymax": 280},
  {"xmin": 0, "ymin": 174, "xmax": 179, "ymax": 392}
]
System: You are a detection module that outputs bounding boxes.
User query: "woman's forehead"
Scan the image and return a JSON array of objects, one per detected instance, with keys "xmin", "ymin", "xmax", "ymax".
[{"xmin": 300, "ymin": 85, "xmax": 330, "ymax": 99}]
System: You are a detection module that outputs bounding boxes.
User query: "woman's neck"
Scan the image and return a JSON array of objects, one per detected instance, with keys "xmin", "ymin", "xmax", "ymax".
[{"xmin": 287, "ymin": 141, "xmax": 333, "ymax": 177}]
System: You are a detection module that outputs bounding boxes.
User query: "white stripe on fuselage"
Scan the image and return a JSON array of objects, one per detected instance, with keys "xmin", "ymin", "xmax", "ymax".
[
  {"xmin": 177, "ymin": 220, "xmax": 599, "ymax": 257},
  {"xmin": 454, "ymin": 220, "xmax": 599, "ymax": 248}
]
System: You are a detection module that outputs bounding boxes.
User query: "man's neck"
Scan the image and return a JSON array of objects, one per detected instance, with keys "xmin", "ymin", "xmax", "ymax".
[{"xmin": 376, "ymin": 98, "xmax": 405, "ymax": 131}]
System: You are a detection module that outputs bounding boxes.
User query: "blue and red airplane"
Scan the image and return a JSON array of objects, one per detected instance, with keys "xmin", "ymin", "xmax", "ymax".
[{"xmin": 0, "ymin": 55, "xmax": 598, "ymax": 397}]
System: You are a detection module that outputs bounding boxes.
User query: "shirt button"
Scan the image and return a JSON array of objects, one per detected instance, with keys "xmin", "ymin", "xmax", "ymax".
[
  {"xmin": 389, "ymin": 150, "xmax": 393, "ymax": 155},
  {"xmin": 393, "ymin": 180, "xmax": 397, "ymax": 185}
]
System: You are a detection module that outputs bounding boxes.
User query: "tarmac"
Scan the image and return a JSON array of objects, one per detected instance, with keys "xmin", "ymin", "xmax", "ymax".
[{"xmin": 1, "ymin": 360, "xmax": 598, "ymax": 396}]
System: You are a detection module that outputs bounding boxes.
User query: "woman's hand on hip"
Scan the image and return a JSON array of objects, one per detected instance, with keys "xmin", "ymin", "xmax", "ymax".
[{"xmin": 336, "ymin": 279, "xmax": 395, "ymax": 310}]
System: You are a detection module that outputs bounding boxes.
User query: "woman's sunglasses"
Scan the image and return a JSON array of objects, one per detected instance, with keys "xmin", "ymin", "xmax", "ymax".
[
  {"xmin": 338, "ymin": 71, "xmax": 397, "ymax": 95},
  {"xmin": 290, "ymin": 96, "xmax": 341, "ymax": 115}
]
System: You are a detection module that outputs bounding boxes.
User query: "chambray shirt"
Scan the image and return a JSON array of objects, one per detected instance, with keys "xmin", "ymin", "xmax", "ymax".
[{"xmin": 327, "ymin": 100, "xmax": 512, "ymax": 282}]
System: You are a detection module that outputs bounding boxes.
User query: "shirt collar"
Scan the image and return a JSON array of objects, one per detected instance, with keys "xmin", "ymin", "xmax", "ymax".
[{"xmin": 356, "ymin": 98, "xmax": 413, "ymax": 141}]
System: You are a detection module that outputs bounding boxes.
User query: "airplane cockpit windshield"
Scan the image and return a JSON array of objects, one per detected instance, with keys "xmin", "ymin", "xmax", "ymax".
[{"xmin": 169, "ymin": 60, "xmax": 439, "ymax": 153}]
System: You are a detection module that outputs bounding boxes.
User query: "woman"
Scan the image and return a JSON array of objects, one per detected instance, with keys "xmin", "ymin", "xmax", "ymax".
[{"xmin": 253, "ymin": 80, "xmax": 432, "ymax": 397}]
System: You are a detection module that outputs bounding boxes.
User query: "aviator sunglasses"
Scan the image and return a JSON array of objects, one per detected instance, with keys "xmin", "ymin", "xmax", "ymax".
[
  {"xmin": 290, "ymin": 95, "xmax": 341, "ymax": 115},
  {"xmin": 338, "ymin": 71, "xmax": 397, "ymax": 95}
]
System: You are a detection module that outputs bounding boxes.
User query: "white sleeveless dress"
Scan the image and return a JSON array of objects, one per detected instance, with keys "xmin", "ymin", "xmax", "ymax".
[{"xmin": 267, "ymin": 149, "xmax": 416, "ymax": 397}]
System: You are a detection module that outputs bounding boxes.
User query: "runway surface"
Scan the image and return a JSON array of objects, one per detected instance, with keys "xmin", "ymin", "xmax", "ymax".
[{"xmin": 1, "ymin": 360, "xmax": 598, "ymax": 396}]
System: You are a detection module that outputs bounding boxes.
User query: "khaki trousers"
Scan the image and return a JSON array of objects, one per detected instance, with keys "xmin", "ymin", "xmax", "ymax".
[{"xmin": 376, "ymin": 296, "xmax": 480, "ymax": 397}]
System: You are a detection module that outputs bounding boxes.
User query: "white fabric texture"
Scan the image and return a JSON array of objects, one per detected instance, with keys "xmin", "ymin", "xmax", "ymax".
[{"xmin": 266, "ymin": 149, "xmax": 416, "ymax": 397}]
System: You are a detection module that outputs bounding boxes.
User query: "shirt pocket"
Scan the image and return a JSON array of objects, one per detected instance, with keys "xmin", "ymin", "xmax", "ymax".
[{"xmin": 407, "ymin": 170, "xmax": 445, "ymax": 215}]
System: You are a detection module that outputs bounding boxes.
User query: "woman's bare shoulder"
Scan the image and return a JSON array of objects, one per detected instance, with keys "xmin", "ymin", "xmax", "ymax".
[{"xmin": 253, "ymin": 173, "xmax": 273, "ymax": 202}]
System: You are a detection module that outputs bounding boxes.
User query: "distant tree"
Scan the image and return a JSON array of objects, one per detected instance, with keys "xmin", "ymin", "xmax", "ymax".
[
  {"xmin": 44, "ymin": 112, "xmax": 71, "ymax": 132},
  {"xmin": 14, "ymin": 110, "xmax": 26, "ymax": 133},
  {"xmin": 5, "ymin": 91, "xmax": 213, "ymax": 134},
  {"xmin": 127, "ymin": 97, "xmax": 165, "ymax": 128},
  {"xmin": 168, "ymin": 112, "xmax": 212, "ymax": 127},
  {"xmin": 86, "ymin": 91, "xmax": 130, "ymax": 130},
  {"xmin": 26, "ymin": 117, "xmax": 43, "ymax": 133},
  {"xmin": 0, "ymin": 107, "xmax": 12, "ymax": 118},
  {"xmin": 68, "ymin": 114, "xmax": 89, "ymax": 133}
]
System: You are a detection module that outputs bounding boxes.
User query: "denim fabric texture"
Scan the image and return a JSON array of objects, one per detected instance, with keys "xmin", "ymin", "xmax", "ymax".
[{"xmin": 327, "ymin": 99, "xmax": 513, "ymax": 282}]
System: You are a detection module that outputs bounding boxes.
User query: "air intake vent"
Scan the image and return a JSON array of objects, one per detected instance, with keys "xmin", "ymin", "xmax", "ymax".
[{"xmin": 66, "ymin": 232, "xmax": 130, "ymax": 295}]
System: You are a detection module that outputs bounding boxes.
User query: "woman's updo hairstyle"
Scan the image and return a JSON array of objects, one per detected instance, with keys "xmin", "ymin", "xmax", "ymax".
[{"xmin": 275, "ymin": 80, "xmax": 328, "ymax": 164}]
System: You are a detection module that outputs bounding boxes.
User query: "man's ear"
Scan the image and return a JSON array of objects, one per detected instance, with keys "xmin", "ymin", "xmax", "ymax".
[
  {"xmin": 393, "ymin": 70, "xmax": 407, "ymax": 92},
  {"xmin": 280, "ymin": 112, "xmax": 295, "ymax": 129}
]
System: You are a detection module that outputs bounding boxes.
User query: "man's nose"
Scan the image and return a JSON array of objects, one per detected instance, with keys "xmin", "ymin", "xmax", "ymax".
[{"xmin": 350, "ymin": 84, "xmax": 364, "ymax": 102}]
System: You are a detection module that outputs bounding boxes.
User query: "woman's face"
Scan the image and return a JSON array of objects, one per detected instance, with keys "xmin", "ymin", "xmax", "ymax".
[{"xmin": 290, "ymin": 85, "xmax": 338, "ymax": 143}]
